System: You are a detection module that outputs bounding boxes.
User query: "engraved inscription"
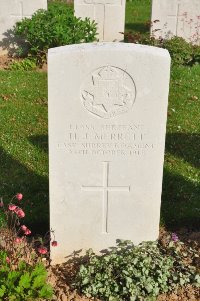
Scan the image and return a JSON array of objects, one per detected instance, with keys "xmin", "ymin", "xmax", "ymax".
[
  {"xmin": 57, "ymin": 123, "xmax": 154, "ymax": 156},
  {"xmin": 81, "ymin": 66, "xmax": 136, "ymax": 119},
  {"xmin": 81, "ymin": 161, "xmax": 130, "ymax": 234}
]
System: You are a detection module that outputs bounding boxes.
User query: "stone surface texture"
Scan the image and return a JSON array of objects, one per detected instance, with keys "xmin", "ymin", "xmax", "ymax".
[
  {"xmin": 0, "ymin": 0, "xmax": 47, "ymax": 42},
  {"xmin": 151, "ymin": 0, "xmax": 200, "ymax": 44},
  {"xmin": 74, "ymin": 0, "xmax": 126, "ymax": 41},
  {"xmin": 48, "ymin": 42, "xmax": 171, "ymax": 264}
]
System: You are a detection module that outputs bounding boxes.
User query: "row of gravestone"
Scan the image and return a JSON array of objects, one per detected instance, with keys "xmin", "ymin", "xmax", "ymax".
[
  {"xmin": 0, "ymin": 0, "xmax": 200, "ymax": 45},
  {"xmin": 75, "ymin": 0, "xmax": 200, "ymax": 44}
]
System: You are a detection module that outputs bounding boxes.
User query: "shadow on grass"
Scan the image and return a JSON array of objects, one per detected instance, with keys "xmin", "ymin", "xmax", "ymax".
[
  {"xmin": 161, "ymin": 133, "xmax": 200, "ymax": 231},
  {"xmin": 0, "ymin": 145, "xmax": 49, "ymax": 235},
  {"xmin": 162, "ymin": 169, "xmax": 200, "ymax": 230},
  {"xmin": 165, "ymin": 133, "xmax": 200, "ymax": 169},
  {"xmin": 125, "ymin": 22, "xmax": 150, "ymax": 34},
  {"xmin": 0, "ymin": 132, "xmax": 199, "ymax": 234},
  {"xmin": 27, "ymin": 133, "xmax": 200, "ymax": 231},
  {"xmin": 29, "ymin": 134, "xmax": 48, "ymax": 154}
]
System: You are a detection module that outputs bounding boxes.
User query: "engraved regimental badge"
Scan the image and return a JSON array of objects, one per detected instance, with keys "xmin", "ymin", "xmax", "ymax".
[{"xmin": 81, "ymin": 66, "xmax": 136, "ymax": 119}]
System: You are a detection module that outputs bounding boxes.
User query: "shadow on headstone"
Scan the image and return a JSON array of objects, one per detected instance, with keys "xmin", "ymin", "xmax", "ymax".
[{"xmin": 0, "ymin": 28, "xmax": 28, "ymax": 56}]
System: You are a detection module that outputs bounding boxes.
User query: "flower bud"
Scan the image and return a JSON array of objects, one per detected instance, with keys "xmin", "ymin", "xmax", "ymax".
[{"xmin": 16, "ymin": 193, "xmax": 23, "ymax": 201}]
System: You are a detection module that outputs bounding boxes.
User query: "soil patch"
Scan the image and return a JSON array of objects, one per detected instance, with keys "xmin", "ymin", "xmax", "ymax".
[
  {"xmin": 0, "ymin": 54, "xmax": 14, "ymax": 69},
  {"xmin": 0, "ymin": 54, "xmax": 47, "ymax": 71}
]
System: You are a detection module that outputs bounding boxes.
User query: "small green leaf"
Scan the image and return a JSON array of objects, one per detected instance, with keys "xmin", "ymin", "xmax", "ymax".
[
  {"xmin": 19, "ymin": 273, "xmax": 31, "ymax": 289},
  {"xmin": 0, "ymin": 285, "xmax": 6, "ymax": 297},
  {"xmin": 32, "ymin": 275, "xmax": 47, "ymax": 289}
]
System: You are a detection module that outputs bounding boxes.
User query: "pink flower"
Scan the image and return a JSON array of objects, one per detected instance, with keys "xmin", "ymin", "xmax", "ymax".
[
  {"xmin": 15, "ymin": 237, "xmax": 23, "ymax": 244},
  {"xmin": 6, "ymin": 257, "xmax": 10, "ymax": 264},
  {"xmin": 51, "ymin": 241, "xmax": 58, "ymax": 247},
  {"xmin": 16, "ymin": 193, "xmax": 23, "ymax": 201},
  {"xmin": 21, "ymin": 225, "xmax": 27, "ymax": 231},
  {"xmin": 8, "ymin": 204, "xmax": 17, "ymax": 211},
  {"xmin": 38, "ymin": 247, "xmax": 47, "ymax": 255},
  {"xmin": 21, "ymin": 225, "xmax": 31, "ymax": 235},
  {"xmin": 24, "ymin": 229, "xmax": 31, "ymax": 235},
  {"xmin": 15, "ymin": 208, "xmax": 25, "ymax": 218}
]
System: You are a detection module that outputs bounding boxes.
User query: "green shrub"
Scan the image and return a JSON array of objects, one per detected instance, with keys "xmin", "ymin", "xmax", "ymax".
[
  {"xmin": 0, "ymin": 250, "xmax": 53, "ymax": 300},
  {"xmin": 125, "ymin": 32, "xmax": 200, "ymax": 66},
  {"xmin": 0, "ymin": 194, "xmax": 56, "ymax": 300},
  {"xmin": 161, "ymin": 37, "xmax": 200, "ymax": 65},
  {"xmin": 74, "ymin": 240, "xmax": 200, "ymax": 301},
  {"xmin": 13, "ymin": 2, "xmax": 97, "ymax": 65},
  {"xmin": 162, "ymin": 37, "xmax": 194, "ymax": 66},
  {"xmin": 193, "ymin": 44, "xmax": 200, "ymax": 64},
  {"xmin": 9, "ymin": 58, "xmax": 37, "ymax": 71}
]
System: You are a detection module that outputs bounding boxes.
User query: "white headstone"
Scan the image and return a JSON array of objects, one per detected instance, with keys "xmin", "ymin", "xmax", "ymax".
[
  {"xmin": 48, "ymin": 42, "xmax": 171, "ymax": 264},
  {"xmin": 151, "ymin": 0, "xmax": 200, "ymax": 44},
  {"xmin": 74, "ymin": 0, "xmax": 126, "ymax": 42},
  {"xmin": 0, "ymin": 0, "xmax": 47, "ymax": 43}
]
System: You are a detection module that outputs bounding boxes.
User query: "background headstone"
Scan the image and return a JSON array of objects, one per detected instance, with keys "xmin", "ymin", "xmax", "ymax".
[
  {"xmin": 151, "ymin": 0, "xmax": 200, "ymax": 44},
  {"xmin": 48, "ymin": 42, "xmax": 171, "ymax": 264},
  {"xmin": 0, "ymin": 0, "xmax": 47, "ymax": 50},
  {"xmin": 74, "ymin": 0, "xmax": 126, "ymax": 41}
]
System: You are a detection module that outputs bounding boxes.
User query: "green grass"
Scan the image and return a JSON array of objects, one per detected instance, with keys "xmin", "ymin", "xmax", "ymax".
[
  {"xmin": 125, "ymin": 0, "xmax": 151, "ymax": 34},
  {"xmin": 0, "ymin": 71, "xmax": 48, "ymax": 232},
  {"xmin": 0, "ymin": 0, "xmax": 199, "ymax": 232},
  {"xmin": 162, "ymin": 65, "xmax": 200, "ymax": 229}
]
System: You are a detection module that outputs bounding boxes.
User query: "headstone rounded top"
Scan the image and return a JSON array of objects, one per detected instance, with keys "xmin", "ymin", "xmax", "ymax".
[{"xmin": 48, "ymin": 42, "xmax": 171, "ymax": 60}]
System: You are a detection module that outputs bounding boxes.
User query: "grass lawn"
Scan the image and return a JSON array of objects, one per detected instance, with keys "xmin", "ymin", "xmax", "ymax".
[
  {"xmin": 0, "ymin": 71, "xmax": 48, "ymax": 231},
  {"xmin": 0, "ymin": 0, "xmax": 199, "ymax": 232},
  {"xmin": 163, "ymin": 65, "xmax": 200, "ymax": 229},
  {"xmin": 125, "ymin": 0, "xmax": 151, "ymax": 34}
]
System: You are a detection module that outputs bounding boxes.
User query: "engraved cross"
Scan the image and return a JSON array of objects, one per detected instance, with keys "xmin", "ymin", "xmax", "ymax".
[
  {"xmin": 167, "ymin": 3, "xmax": 183, "ymax": 36},
  {"xmin": 11, "ymin": 1, "xmax": 32, "ymax": 20},
  {"xmin": 81, "ymin": 161, "xmax": 130, "ymax": 234},
  {"xmin": 83, "ymin": 0, "xmax": 122, "ymax": 40}
]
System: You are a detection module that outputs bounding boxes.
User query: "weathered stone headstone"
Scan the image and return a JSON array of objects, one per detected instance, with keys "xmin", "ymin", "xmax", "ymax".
[
  {"xmin": 48, "ymin": 42, "xmax": 171, "ymax": 264},
  {"xmin": 151, "ymin": 0, "xmax": 200, "ymax": 44},
  {"xmin": 74, "ymin": 0, "xmax": 126, "ymax": 41},
  {"xmin": 0, "ymin": 0, "xmax": 47, "ymax": 45}
]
